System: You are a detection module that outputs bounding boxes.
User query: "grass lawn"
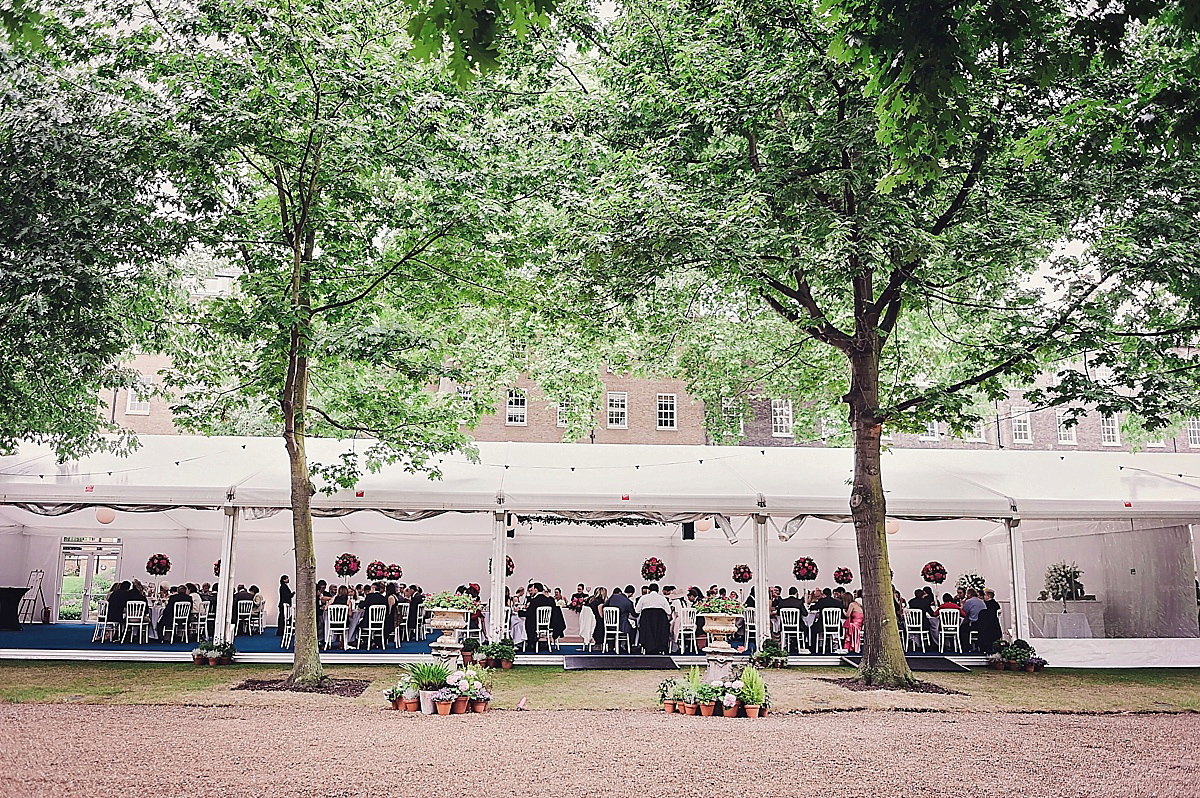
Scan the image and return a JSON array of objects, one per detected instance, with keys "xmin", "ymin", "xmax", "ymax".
[{"xmin": 2, "ymin": 661, "xmax": 1198, "ymax": 712}]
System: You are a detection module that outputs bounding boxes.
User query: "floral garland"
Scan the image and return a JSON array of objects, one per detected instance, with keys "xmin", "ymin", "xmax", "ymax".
[
  {"xmin": 506, "ymin": 556, "xmax": 514, "ymax": 576},
  {"xmin": 333, "ymin": 552, "xmax": 361, "ymax": 578},
  {"xmin": 365, "ymin": 560, "xmax": 387, "ymax": 580},
  {"xmin": 385, "ymin": 563, "xmax": 403, "ymax": 580},
  {"xmin": 641, "ymin": 556, "xmax": 666, "ymax": 581},
  {"xmin": 832, "ymin": 566, "xmax": 853, "ymax": 585},
  {"xmin": 213, "ymin": 559, "xmax": 220, "ymax": 577},
  {"xmin": 694, "ymin": 595, "xmax": 744, "ymax": 615},
  {"xmin": 792, "ymin": 557, "xmax": 819, "ymax": 581},
  {"xmin": 731, "ymin": 564, "xmax": 753, "ymax": 583},
  {"xmin": 956, "ymin": 572, "xmax": 987, "ymax": 593},
  {"xmin": 921, "ymin": 561, "xmax": 947, "ymax": 584},
  {"xmin": 145, "ymin": 553, "xmax": 171, "ymax": 576}
]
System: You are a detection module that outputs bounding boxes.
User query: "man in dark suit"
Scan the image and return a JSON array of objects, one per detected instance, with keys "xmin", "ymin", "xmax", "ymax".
[
  {"xmin": 809, "ymin": 588, "xmax": 844, "ymax": 651},
  {"xmin": 106, "ymin": 581, "xmax": 135, "ymax": 625},
  {"xmin": 157, "ymin": 584, "xmax": 194, "ymax": 640},
  {"xmin": 523, "ymin": 583, "xmax": 558, "ymax": 652},
  {"xmin": 355, "ymin": 582, "xmax": 388, "ymax": 648},
  {"xmin": 605, "ymin": 584, "xmax": 635, "ymax": 644},
  {"xmin": 230, "ymin": 584, "xmax": 255, "ymax": 631},
  {"xmin": 407, "ymin": 585, "xmax": 424, "ymax": 639}
]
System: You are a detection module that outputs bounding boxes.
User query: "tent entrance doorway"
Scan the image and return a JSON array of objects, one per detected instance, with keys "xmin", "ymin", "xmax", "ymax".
[{"xmin": 57, "ymin": 540, "xmax": 122, "ymax": 623}]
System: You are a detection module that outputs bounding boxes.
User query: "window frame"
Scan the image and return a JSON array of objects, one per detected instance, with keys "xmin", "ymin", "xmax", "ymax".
[
  {"xmin": 124, "ymin": 376, "xmax": 152, "ymax": 416},
  {"xmin": 1056, "ymin": 411, "xmax": 1077, "ymax": 445},
  {"xmin": 1188, "ymin": 419, "xmax": 1200, "ymax": 448},
  {"xmin": 1100, "ymin": 414, "xmax": 1121, "ymax": 446},
  {"xmin": 656, "ymin": 393, "xmax": 677, "ymax": 430},
  {"xmin": 556, "ymin": 401, "xmax": 569, "ymax": 428},
  {"xmin": 1011, "ymin": 407, "xmax": 1033, "ymax": 443},
  {"xmin": 505, "ymin": 389, "xmax": 527, "ymax": 426},
  {"xmin": 770, "ymin": 399, "xmax": 794, "ymax": 438},
  {"xmin": 919, "ymin": 420, "xmax": 940, "ymax": 441},
  {"xmin": 606, "ymin": 391, "xmax": 628, "ymax": 430}
]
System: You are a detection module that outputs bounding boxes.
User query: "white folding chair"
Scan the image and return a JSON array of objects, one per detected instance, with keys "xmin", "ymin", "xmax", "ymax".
[
  {"xmin": 534, "ymin": 605, "xmax": 557, "ymax": 652},
  {"xmin": 393, "ymin": 602, "xmax": 410, "ymax": 646},
  {"xmin": 819, "ymin": 607, "xmax": 843, "ymax": 653},
  {"xmin": 358, "ymin": 604, "xmax": 388, "ymax": 650},
  {"xmin": 122, "ymin": 601, "xmax": 150, "ymax": 644},
  {"xmin": 414, "ymin": 604, "xmax": 427, "ymax": 639},
  {"xmin": 603, "ymin": 606, "xmax": 629, "ymax": 654},
  {"xmin": 324, "ymin": 604, "xmax": 349, "ymax": 649},
  {"xmin": 235, "ymin": 600, "xmax": 255, "ymax": 636},
  {"xmin": 938, "ymin": 608, "xmax": 961, "ymax": 653},
  {"xmin": 250, "ymin": 601, "xmax": 265, "ymax": 634},
  {"xmin": 164, "ymin": 600, "xmax": 193, "ymax": 644},
  {"xmin": 743, "ymin": 607, "xmax": 757, "ymax": 648},
  {"xmin": 780, "ymin": 608, "xmax": 804, "ymax": 653},
  {"xmin": 193, "ymin": 601, "xmax": 211, "ymax": 641},
  {"xmin": 464, "ymin": 611, "xmax": 485, "ymax": 644},
  {"xmin": 92, "ymin": 600, "xmax": 118, "ymax": 643},
  {"xmin": 677, "ymin": 607, "xmax": 698, "ymax": 654},
  {"xmin": 904, "ymin": 608, "xmax": 930, "ymax": 652},
  {"xmin": 280, "ymin": 603, "xmax": 294, "ymax": 649}
]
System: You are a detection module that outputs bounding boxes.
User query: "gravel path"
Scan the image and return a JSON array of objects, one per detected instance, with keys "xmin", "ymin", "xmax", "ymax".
[{"xmin": 1, "ymin": 705, "xmax": 1196, "ymax": 797}]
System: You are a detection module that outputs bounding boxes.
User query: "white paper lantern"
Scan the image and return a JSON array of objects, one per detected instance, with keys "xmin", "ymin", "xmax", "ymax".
[
  {"xmin": 885, "ymin": 518, "xmax": 900, "ymax": 535},
  {"xmin": 95, "ymin": 507, "xmax": 116, "ymax": 525},
  {"xmin": 695, "ymin": 517, "xmax": 713, "ymax": 532}
]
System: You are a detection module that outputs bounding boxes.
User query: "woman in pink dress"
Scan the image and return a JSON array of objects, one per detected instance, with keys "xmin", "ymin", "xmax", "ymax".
[{"xmin": 843, "ymin": 589, "xmax": 864, "ymax": 652}]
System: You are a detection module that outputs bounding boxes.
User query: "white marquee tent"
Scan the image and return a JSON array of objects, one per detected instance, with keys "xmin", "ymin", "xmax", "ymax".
[{"xmin": 1, "ymin": 437, "xmax": 1198, "ymax": 666}]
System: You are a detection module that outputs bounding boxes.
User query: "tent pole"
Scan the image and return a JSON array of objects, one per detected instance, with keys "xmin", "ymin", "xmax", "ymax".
[
  {"xmin": 753, "ymin": 513, "xmax": 769, "ymax": 652},
  {"xmin": 489, "ymin": 511, "xmax": 506, "ymax": 643},
  {"xmin": 213, "ymin": 505, "xmax": 240, "ymax": 645},
  {"xmin": 1006, "ymin": 519, "xmax": 1029, "ymax": 640}
]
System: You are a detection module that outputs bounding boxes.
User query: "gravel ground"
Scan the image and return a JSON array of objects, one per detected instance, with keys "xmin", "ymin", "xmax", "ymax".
[{"xmin": 1, "ymin": 705, "xmax": 1196, "ymax": 798}]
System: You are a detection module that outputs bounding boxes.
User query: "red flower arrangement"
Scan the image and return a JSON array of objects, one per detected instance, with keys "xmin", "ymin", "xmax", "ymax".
[
  {"xmin": 385, "ymin": 563, "xmax": 403, "ymax": 580},
  {"xmin": 921, "ymin": 561, "xmax": 948, "ymax": 584},
  {"xmin": 833, "ymin": 567, "xmax": 854, "ymax": 585},
  {"xmin": 333, "ymin": 552, "xmax": 361, "ymax": 578},
  {"xmin": 732, "ymin": 564, "xmax": 753, "ymax": 583},
  {"xmin": 506, "ymin": 556, "xmax": 515, "ymax": 576},
  {"xmin": 365, "ymin": 560, "xmax": 386, "ymax": 580},
  {"xmin": 641, "ymin": 556, "xmax": 666, "ymax": 581},
  {"xmin": 568, "ymin": 596, "xmax": 587, "ymax": 612},
  {"xmin": 146, "ymin": 553, "xmax": 171, "ymax": 576},
  {"xmin": 213, "ymin": 559, "xmax": 220, "ymax": 577},
  {"xmin": 792, "ymin": 557, "xmax": 819, "ymax": 581}
]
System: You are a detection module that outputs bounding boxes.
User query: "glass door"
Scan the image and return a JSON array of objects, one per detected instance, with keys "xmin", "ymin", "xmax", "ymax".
[{"xmin": 57, "ymin": 541, "xmax": 122, "ymax": 623}]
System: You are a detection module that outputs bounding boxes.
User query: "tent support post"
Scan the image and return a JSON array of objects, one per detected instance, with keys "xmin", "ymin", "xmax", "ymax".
[
  {"xmin": 489, "ymin": 511, "xmax": 506, "ymax": 642},
  {"xmin": 213, "ymin": 505, "xmax": 240, "ymax": 645},
  {"xmin": 1006, "ymin": 519, "xmax": 1029, "ymax": 640},
  {"xmin": 753, "ymin": 513, "xmax": 769, "ymax": 652}
]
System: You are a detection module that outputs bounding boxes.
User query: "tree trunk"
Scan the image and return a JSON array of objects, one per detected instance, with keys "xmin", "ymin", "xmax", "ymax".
[{"xmin": 847, "ymin": 342, "xmax": 915, "ymax": 687}]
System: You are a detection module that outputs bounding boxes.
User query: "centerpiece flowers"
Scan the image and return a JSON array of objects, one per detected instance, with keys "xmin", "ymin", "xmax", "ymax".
[
  {"xmin": 832, "ymin": 566, "xmax": 853, "ymax": 585},
  {"xmin": 213, "ymin": 559, "xmax": 221, "ymax": 577},
  {"xmin": 956, "ymin": 572, "xmax": 987, "ymax": 593},
  {"xmin": 792, "ymin": 556, "xmax": 819, "ymax": 581},
  {"xmin": 385, "ymin": 563, "xmax": 403, "ymax": 580},
  {"xmin": 731, "ymin": 564, "xmax": 752, "ymax": 583},
  {"xmin": 365, "ymin": 560, "xmax": 387, "ymax": 580},
  {"xmin": 568, "ymin": 595, "xmax": 587, "ymax": 612},
  {"xmin": 921, "ymin": 561, "xmax": 947, "ymax": 584},
  {"xmin": 145, "ymin": 553, "xmax": 171, "ymax": 576},
  {"xmin": 641, "ymin": 556, "xmax": 666, "ymax": 581},
  {"xmin": 333, "ymin": 552, "xmax": 361, "ymax": 578},
  {"xmin": 506, "ymin": 556, "xmax": 515, "ymax": 576}
]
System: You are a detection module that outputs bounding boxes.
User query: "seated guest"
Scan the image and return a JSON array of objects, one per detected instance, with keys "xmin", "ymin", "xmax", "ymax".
[
  {"xmin": 157, "ymin": 584, "xmax": 193, "ymax": 639},
  {"xmin": 843, "ymin": 590, "xmax": 864, "ymax": 652},
  {"xmin": 106, "ymin": 581, "xmax": 135, "ymax": 625},
  {"xmin": 976, "ymin": 589, "xmax": 1003, "ymax": 653},
  {"xmin": 961, "ymin": 589, "xmax": 986, "ymax": 652},
  {"xmin": 231, "ymin": 584, "xmax": 256, "ymax": 628},
  {"xmin": 809, "ymin": 588, "xmax": 844, "ymax": 651},
  {"xmin": 355, "ymin": 582, "xmax": 388, "ymax": 648},
  {"xmin": 522, "ymin": 583, "xmax": 563, "ymax": 652},
  {"xmin": 249, "ymin": 585, "xmax": 265, "ymax": 629},
  {"xmin": 634, "ymin": 583, "xmax": 672, "ymax": 654},
  {"xmin": 938, "ymin": 593, "xmax": 961, "ymax": 613},
  {"xmin": 407, "ymin": 584, "xmax": 424, "ymax": 638},
  {"xmin": 605, "ymin": 585, "xmax": 635, "ymax": 643},
  {"xmin": 909, "ymin": 588, "xmax": 934, "ymax": 630}
]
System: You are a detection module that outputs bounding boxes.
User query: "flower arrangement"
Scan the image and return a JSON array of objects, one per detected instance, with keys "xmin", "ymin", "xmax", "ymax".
[
  {"xmin": 145, "ymin": 553, "xmax": 171, "ymax": 576},
  {"xmin": 833, "ymin": 566, "xmax": 853, "ymax": 585},
  {"xmin": 213, "ymin": 559, "xmax": 220, "ymax": 577},
  {"xmin": 641, "ymin": 556, "xmax": 666, "ymax": 581},
  {"xmin": 694, "ymin": 595, "xmax": 744, "ymax": 615},
  {"xmin": 432, "ymin": 687, "xmax": 457, "ymax": 703},
  {"xmin": 447, "ymin": 667, "xmax": 492, "ymax": 700},
  {"xmin": 732, "ymin": 564, "xmax": 753, "ymax": 583},
  {"xmin": 792, "ymin": 557, "xmax": 819, "ymax": 581},
  {"xmin": 506, "ymin": 555, "xmax": 514, "ymax": 576},
  {"xmin": 426, "ymin": 591, "xmax": 482, "ymax": 613},
  {"xmin": 568, "ymin": 595, "xmax": 587, "ymax": 612},
  {"xmin": 365, "ymin": 560, "xmax": 386, "ymax": 580},
  {"xmin": 956, "ymin": 572, "xmax": 987, "ymax": 594},
  {"xmin": 385, "ymin": 563, "xmax": 403, "ymax": 580},
  {"xmin": 921, "ymin": 561, "xmax": 947, "ymax": 583},
  {"xmin": 1045, "ymin": 561, "xmax": 1085, "ymax": 601},
  {"xmin": 333, "ymin": 552, "xmax": 361, "ymax": 578},
  {"xmin": 404, "ymin": 661, "xmax": 452, "ymax": 691}
]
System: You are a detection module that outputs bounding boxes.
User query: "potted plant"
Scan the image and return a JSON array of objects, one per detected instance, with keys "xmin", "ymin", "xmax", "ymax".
[
  {"xmin": 750, "ymin": 639, "xmax": 789, "ymax": 669},
  {"xmin": 461, "ymin": 637, "xmax": 480, "ymax": 665},
  {"xmin": 425, "ymin": 591, "xmax": 481, "ymax": 646},
  {"xmin": 404, "ymin": 661, "xmax": 452, "ymax": 714},
  {"xmin": 217, "ymin": 642, "xmax": 236, "ymax": 665},
  {"xmin": 493, "ymin": 639, "xmax": 516, "ymax": 669},
  {"xmin": 384, "ymin": 683, "xmax": 405, "ymax": 710},
  {"xmin": 191, "ymin": 646, "xmax": 208, "ymax": 666},
  {"xmin": 1028, "ymin": 656, "xmax": 1048, "ymax": 672},
  {"xmin": 471, "ymin": 686, "xmax": 492, "ymax": 712},
  {"xmin": 447, "ymin": 668, "xmax": 475, "ymax": 714},
  {"xmin": 432, "ymin": 687, "xmax": 457, "ymax": 715},
  {"xmin": 721, "ymin": 691, "xmax": 740, "ymax": 717},
  {"xmin": 738, "ymin": 665, "xmax": 767, "ymax": 717},
  {"xmin": 657, "ymin": 678, "xmax": 679, "ymax": 713},
  {"xmin": 693, "ymin": 596, "xmax": 745, "ymax": 652}
]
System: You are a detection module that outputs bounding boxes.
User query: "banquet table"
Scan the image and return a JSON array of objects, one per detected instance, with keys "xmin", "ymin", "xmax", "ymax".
[{"xmin": 0, "ymin": 586, "xmax": 31, "ymax": 631}]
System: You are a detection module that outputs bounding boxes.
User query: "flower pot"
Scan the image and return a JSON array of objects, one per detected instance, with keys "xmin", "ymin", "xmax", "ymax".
[
  {"xmin": 760, "ymin": 706, "xmax": 768, "ymax": 716},
  {"xmin": 662, "ymin": 700, "xmax": 676, "ymax": 713},
  {"xmin": 452, "ymin": 695, "xmax": 470, "ymax": 714},
  {"xmin": 1024, "ymin": 664, "xmax": 1036, "ymax": 673},
  {"xmin": 479, "ymin": 657, "xmax": 492, "ymax": 668},
  {"xmin": 682, "ymin": 703, "xmax": 698, "ymax": 716},
  {"xmin": 1008, "ymin": 661, "xmax": 1022, "ymax": 671},
  {"xmin": 696, "ymin": 613, "xmax": 739, "ymax": 653},
  {"xmin": 698, "ymin": 702, "xmax": 716, "ymax": 717},
  {"xmin": 1034, "ymin": 663, "xmax": 1044, "ymax": 672},
  {"xmin": 193, "ymin": 655, "xmax": 206, "ymax": 666},
  {"xmin": 462, "ymin": 652, "xmax": 475, "ymax": 666},
  {"xmin": 435, "ymin": 701, "xmax": 453, "ymax": 716},
  {"xmin": 472, "ymin": 700, "xmax": 489, "ymax": 713},
  {"xmin": 418, "ymin": 690, "xmax": 436, "ymax": 715},
  {"xmin": 501, "ymin": 659, "xmax": 513, "ymax": 670},
  {"xmin": 207, "ymin": 656, "xmax": 219, "ymax": 666},
  {"xmin": 391, "ymin": 699, "xmax": 402, "ymax": 710},
  {"xmin": 744, "ymin": 705, "xmax": 761, "ymax": 718},
  {"xmin": 404, "ymin": 699, "xmax": 420, "ymax": 712},
  {"xmin": 219, "ymin": 656, "xmax": 231, "ymax": 665}
]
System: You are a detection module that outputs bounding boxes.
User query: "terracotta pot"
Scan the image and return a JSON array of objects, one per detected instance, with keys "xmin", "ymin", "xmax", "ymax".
[
  {"xmin": 207, "ymin": 656, "xmax": 219, "ymax": 666},
  {"xmin": 501, "ymin": 659, "xmax": 513, "ymax": 670},
  {"xmin": 219, "ymin": 656, "xmax": 231, "ymax": 665},
  {"xmin": 435, "ymin": 701, "xmax": 453, "ymax": 716},
  {"xmin": 663, "ymin": 700, "xmax": 676, "ymax": 713},
  {"xmin": 452, "ymin": 695, "xmax": 470, "ymax": 714},
  {"xmin": 745, "ymin": 705, "xmax": 761, "ymax": 718},
  {"xmin": 682, "ymin": 703, "xmax": 698, "ymax": 716},
  {"xmin": 391, "ymin": 699, "xmax": 402, "ymax": 710},
  {"xmin": 479, "ymin": 657, "xmax": 492, "ymax": 668},
  {"xmin": 991, "ymin": 661, "xmax": 1005, "ymax": 670},
  {"xmin": 1009, "ymin": 661, "xmax": 1022, "ymax": 671},
  {"xmin": 472, "ymin": 700, "xmax": 489, "ymax": 713},
  {"xmin": 760, "ymin": 706, "xmax": 768, "ymax": 716},
  {"xmin": 462, "ymin": 652, "xmax": 475, "ymax": 666},
  {"xmin": 1025, "ymin": 664, "xmax": 1036, "ymax": 673},
  {"xmin": 698, "ymin": 702, "xmax": 715, "ymax": 717},
  {"xmin": 404, "ymin": 699, "xmax": 420, "ymax": 712},
  {"xmin": 193, "ymin": 655, "xmax": 205, "ymax": 666},
  {"xmin": 1034, "ymin": 663, "xmax": 1044, "ymax": 672}
]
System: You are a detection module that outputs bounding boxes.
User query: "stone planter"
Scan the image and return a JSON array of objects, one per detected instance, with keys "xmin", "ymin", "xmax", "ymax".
[
  {"xmin": 697, "ymin": 613, "xmax": 739, "ymax": 652},
  {"xmin": 428, "ymin": 608, "xmax": 470, "ymax": 668}
]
